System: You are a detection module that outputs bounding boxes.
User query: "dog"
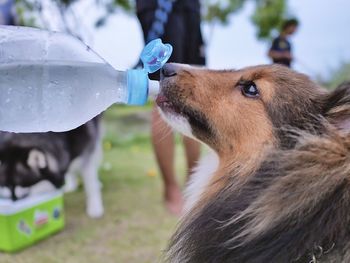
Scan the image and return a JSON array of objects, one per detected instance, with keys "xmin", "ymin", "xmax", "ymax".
[
  {"xmin": 0, "ymin": 117, "xmax": 104, "ymax": 218},
  {"xmin": 157, "ymin": 63, "xmax": 350, "ymax": 262}
]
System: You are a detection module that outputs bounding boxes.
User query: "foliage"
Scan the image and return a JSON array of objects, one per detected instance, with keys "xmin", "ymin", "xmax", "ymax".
[
  {"xmin": 325, "ymin": 63, "xmax": 350, "ymax": 89},
  {"xmin": 14, "ymin": 0, "xmax": 134, "ymax": 35},
  {"xmin": 113, "ymin": 0, "xmax": 133, "ymax": 11},
  {"xmin": 204, "ymin": 0, "xmax": 288, "ymax": 39},
  {"xmin": 95, "ymin": 0, "xmax": 134, "ymax": 28},
  {"xmin": 203, "ymin": 0, "xmax": 245, "ymax": 23},
  {"xmin": 251, "ymin": 0, "xmax": 287, "ymax": 39},
  {"xmin": 15, "ymin": 0, "xmax": 293, "ymax": 40}
]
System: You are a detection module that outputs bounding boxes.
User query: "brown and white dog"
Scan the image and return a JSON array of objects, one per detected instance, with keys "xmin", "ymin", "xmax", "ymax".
[{"xmin": 157, "ymin": 63, "xmax": 350, "ymax": 263}]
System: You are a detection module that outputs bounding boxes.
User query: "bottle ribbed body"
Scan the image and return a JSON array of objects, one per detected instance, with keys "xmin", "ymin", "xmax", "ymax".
[
  {"xmin": 0, "ymin": 26, "xmax": 164, "ymax": 132},
  {"xmin": 0, "ymin": 60, "xmax": 128, "ymax": 132},
  {"xmin": 0, "ymin": 26, "xmax": 127, "ymax": 132}
]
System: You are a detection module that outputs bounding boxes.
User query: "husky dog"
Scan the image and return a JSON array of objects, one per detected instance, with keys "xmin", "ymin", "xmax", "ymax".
[
  {"xmin": 157, "ymin": 63, "xmax": 350, "ymax": 262},
  {"xmin": 0, "ymin": 117, "xmax": 104, "ymax": 218}
]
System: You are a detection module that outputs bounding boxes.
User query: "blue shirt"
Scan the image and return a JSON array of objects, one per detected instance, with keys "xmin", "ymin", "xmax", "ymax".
[{"xmin": 270, "ymin": 36, "xmax": 292, "ymax": 67}]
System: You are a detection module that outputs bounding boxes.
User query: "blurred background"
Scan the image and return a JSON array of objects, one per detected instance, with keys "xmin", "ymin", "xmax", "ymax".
[
  {"xmin": 11, "ymin": 0, "xmax": 350, "ymax": 83},
  {"xmin": 0, "ymin": 0, "xmax": 349, "ymax": 262}
]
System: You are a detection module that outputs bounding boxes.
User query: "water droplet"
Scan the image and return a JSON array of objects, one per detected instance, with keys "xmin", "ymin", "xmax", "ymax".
[
  {"xmin": 95, "ymin": 92, "xmax": 100, "ymax": 99},
  {"xmin": 28, "ymin": 86, "xmax": 32, "ymax": 90},
  {"xmin": 5, "ymin": 98, "xmax": 10, "ymax": 103}
]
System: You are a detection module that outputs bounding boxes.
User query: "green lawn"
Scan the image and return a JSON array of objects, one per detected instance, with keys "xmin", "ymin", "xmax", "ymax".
[{"xmin": 0, "ymin": 105, "xmax": 187, "ymax": 263}]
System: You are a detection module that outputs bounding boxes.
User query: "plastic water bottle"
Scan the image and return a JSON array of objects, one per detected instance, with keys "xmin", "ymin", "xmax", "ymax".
[{"xmin": 0, "ymin": 26, "xmax": 172, "ymax": 133}]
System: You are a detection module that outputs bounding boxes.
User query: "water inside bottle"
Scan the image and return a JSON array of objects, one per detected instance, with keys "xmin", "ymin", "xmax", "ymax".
[{"xmin": 0, "ymin": 60, "xmax": 127, "ymax": 132}]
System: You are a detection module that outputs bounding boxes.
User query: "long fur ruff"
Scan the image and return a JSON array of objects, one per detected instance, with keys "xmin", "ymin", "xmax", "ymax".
[{"xmin": 167, "ymin": 127, "xmax": 350, "ymax": 263}]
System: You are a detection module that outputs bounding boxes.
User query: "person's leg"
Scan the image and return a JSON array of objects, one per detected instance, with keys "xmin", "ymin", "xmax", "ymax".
[
  {"xmin": 147, "ymin": 12, "xmax": 186, "ymax": 215},
  {"xmin": 151, "ymin": 107, "xmax": 183, "ymax": 215},
  {"xmin": 182, "ymin": 136, "xmax": 201, "ymax": 180},
  {"xmin": 137, "ymin": 10, "xmax": 181, "ymax": 214}
]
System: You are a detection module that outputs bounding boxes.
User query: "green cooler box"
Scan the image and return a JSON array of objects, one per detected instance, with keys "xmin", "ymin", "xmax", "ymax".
[{"xmin": 0, "ymin": 191, "xmax": 64, "ymax": 252}]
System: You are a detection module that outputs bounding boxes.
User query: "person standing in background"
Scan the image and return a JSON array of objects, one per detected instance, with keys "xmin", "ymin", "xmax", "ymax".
[
  {"xmin": 0, "ymin": 0, "xmax": 15, "ymax": 25},
  {"xmin": 268, "ymin": 18, "xmax": 299, "ymax": 67},
  {"xmin": 136, "ymin": 0, "xmax": 205, "ymax": 215}
]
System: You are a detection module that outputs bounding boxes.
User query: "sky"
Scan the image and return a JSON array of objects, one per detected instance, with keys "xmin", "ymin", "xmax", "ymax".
[{"xmin": 88, "ymin": 0, "xmax": 350, "ymax": 80}]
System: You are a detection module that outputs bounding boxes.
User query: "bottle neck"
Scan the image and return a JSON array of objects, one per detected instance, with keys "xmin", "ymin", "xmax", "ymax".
[
  {"xmin": 126, "ymin": 69, "xmax": 148, "ymax": 105},
  {"xmin": 126, "ymin": 70, "xmax": 160, "ymax": 105},
  {"xmin": 148, "ymin": 80, "xmax": 159, "ymax": 100}
]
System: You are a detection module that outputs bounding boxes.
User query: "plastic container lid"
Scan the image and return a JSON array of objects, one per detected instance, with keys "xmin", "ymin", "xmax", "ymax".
[
  {"xmin": 0, "ymin": 191, "xmax": 63, "ymax": 215},
  {"xmin": 127, "ymin": 39, "xmax": 172, "ymax": 105}
]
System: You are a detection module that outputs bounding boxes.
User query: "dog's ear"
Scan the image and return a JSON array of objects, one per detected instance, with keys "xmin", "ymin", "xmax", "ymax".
[
  {"xmin": 27, "ymin": 149, "xmax": 47, "ymax": 170},
  {"xmin": 324, "ymin": 82, "xmax": 350, "ymax": 132}
]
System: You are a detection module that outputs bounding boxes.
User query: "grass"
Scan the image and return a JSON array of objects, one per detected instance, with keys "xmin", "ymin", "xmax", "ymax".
[{"xmin": 0, "ymin": 105, "xmax": 188, "ymax": 263}]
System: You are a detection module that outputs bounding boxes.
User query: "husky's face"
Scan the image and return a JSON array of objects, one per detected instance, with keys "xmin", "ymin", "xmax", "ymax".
[{"xmin": 0, "ymin": 147, "xmax": 63, "ymax": 200}]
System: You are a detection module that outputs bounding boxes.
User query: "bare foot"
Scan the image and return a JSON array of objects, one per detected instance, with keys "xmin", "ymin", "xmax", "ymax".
[{"xmin": 165, "ymin": 186, "xmax": 184, "ymax": 216}]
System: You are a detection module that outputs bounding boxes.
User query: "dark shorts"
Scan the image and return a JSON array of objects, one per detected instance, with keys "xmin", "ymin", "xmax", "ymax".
[{"xmin": 137, "ymin": 9, "xmax": 206, "ymax": 80}]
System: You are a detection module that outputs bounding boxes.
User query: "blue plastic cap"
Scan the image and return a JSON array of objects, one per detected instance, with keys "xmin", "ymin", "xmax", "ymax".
[
  {"xmin": 127, "ymin": 69, "xmax": 148, "ymax": 105},
  {"xmin": 141, "ymin": 38, "xmax": 173, "ymax": 73},
  {"xmin": 126, "ymin": 39, "xmax": 172, "ymax": 105}
]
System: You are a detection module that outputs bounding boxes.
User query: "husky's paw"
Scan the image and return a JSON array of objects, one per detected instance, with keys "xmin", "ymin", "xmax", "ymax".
[
  {"xmin": 64, "ymin": 174, "xmax": 79, "ymax": 193},
  {"xmin": 87, "ymin": 200, "xmax": 104, "ymax": 218}
]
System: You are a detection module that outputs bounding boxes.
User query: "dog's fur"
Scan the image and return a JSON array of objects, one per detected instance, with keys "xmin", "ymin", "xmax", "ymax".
[
  {"xmin": 0, "ymin": 117, "xmax": 104, "ymax": 218},
  {"xmin": 157, "ymin": 63, "xmax": 350, "ymax": 262}
]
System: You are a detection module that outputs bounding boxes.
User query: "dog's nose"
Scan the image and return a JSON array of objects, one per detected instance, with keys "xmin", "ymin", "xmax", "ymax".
[{"xmin": 161, "ymin": 64, "xmax": 178, "ymax": 79}]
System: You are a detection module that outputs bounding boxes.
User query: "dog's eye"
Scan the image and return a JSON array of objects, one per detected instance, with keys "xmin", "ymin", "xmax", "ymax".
[{"xmin": 240, "ymin": 82, "xmax": 259, "ymax": 98}]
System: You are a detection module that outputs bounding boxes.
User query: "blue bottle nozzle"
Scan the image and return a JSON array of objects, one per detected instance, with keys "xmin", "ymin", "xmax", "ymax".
[
  {"xmin": 127, "ymin": 39, "xmax": 172, "ymax": 105},
  {"xmin": 140, "ymin": 38, "xmax": 173, "ymax": 74}
]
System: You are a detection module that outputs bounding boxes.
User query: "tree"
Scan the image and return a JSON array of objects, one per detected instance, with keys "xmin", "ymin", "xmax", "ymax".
[
  {"xmin": 325, "ymin": 63, "xmax": 350, "ymax": 89},
  {"xmin": 15, "ymin": 0, "xmax": 292, "ymax": 40},
  {"xmin": 15, "ymin": 0, "xmax": 133, "ymax": 32}
]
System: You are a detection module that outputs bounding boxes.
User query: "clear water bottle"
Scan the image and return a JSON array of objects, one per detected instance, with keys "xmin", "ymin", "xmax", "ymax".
[{"xmin": 0, "ymin": 26, "xmax": 172, "ymax": 133}]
